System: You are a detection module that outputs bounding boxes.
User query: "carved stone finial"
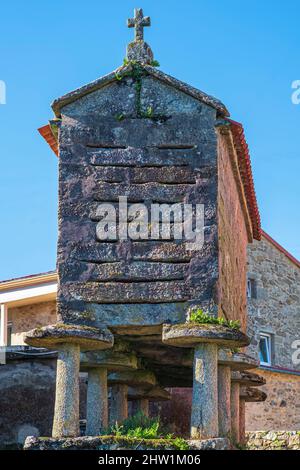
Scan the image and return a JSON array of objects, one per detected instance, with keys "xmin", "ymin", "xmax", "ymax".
[{"xmin": 126, "ymin": 8, "xmax": 154, "ymax": 64}]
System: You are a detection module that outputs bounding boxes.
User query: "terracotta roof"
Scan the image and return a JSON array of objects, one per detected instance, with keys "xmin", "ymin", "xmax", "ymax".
[
  {"xmin": 228, "ymin": 119, "xmax": 261, "ymax": 241},
  {"xmin": 38, "ymin": 125, "xmax": 58, "ymax": 156},
  {"xmin": 262, "ymin": 230, "xmax": 300, "ymax": 269}
]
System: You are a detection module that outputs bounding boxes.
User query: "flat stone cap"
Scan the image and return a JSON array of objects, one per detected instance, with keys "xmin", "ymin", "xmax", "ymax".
[
  {"xmin": 162, "ymin": 323, "xmax": 250, "ymax": 349},
  {"xmin": 108, "ymin": 370, "xmax": 157, "ymax": 387},
  {"xmin": 80, "ymin": 351, "xmax": 138, "ymax": 372},
  {"xmin": 218, "ymin": 350, "xmax": 258, "ymax": 370},
  {"xmin": 128, "ymin": 385, "xmax": 171, "ymax": 401},
  {"xmin": 24, "ymin": 323, "xmax": 114, "ymax": 351},
  {"xmin": 231, "ymin": 371, "xmax": 266, "ymax": 387},
  {"xmin": 240, "ymin": 387, "xmax": 267, "ymax": 402}
]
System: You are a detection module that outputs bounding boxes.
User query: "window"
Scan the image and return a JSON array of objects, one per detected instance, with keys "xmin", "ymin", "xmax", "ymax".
[
  {"xmin": 247, "ymin": 278, "xmax": 257, "ymax": 299},
  {"xmin": 259, "ymin": 333, "xmax": 272, "ymax": 366}
]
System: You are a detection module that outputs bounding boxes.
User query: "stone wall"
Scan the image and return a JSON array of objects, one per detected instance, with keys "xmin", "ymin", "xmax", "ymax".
[
  {"xmin": 246, "ymin": 368, "xmax": 300, "ymax": 431},
  {"xmin": 246, "ymin": 431, "xmax": 300, "ymax": 450},
  {"xmin": 0, "ymin": 358, "xmax": 87, "ymax": 449},
  {"xmin": 247, "ymin": 236, "xmax": 300, "ymax": 368},
  {"xmin": 8, "ymin": 301, "xmax": 56, "ymax": 345},
  {"xmin": 217, "ymin": 131, "xmax": 249, "ymax": 331}
]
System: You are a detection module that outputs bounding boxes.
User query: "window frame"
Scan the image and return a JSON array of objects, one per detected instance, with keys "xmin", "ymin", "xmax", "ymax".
[
  {"xmin": 247, "ymin": 278, "xmax": 257, "ymax": 299},
  {"xmin": 259, "ymin": 332, "xmax": 272, "ymax": 366}
]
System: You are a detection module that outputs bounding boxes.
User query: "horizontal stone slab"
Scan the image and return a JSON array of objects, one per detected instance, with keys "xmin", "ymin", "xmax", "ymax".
[
  {"xmin": 73, "ymin": 241, "xmax": 193, "ymax": 263},
  {"xmin": 93, "ymin": 182, "xmax": 192, "ymax": 203},
  {"xmin": 240, "ymin": 387, "xmax": 267, "ymax": 402},
  {"xmin": 24, "ymin": 435, "xmax": 231, "ymax": 450},
  {"xmin": 218, "ymin": 350, "xmax": 258, "ymax": 371},
  {"xmin": 127, "ymin": 385, "xmax": 171, "ymax": 401},
  {"xmin": 80, "ymin": 351, "xmax": 138, "ymax": 371},
  {"xmin": 162, "ymin": 323, "xmax": 250, "ymax": 348},
  {"xmin": 24, "ymin": 323, "xmax": 114, "ymax": 351},
  {"xmin": 92, "ymin": 166, "xmax": 197, "ymax": 183},
  {"xmin": 67, "ymin": 281, "xmax": 190, "ymax": 303},
  {"xmin": 90, "ymin": 147, "xmax": 198, "ymax": 167},
  {"xmin": 231, "ymin": 371, "xmax": 266, "ymax": 387},
  {"xmin": 108, "ymin": 370, "xmax": 157, "ymax": 387},
  {"xmin": 78, "ymin": 261, "xmax": 188, "ymax": 282},
  {"xmin": 84, "ymin": 302, "xmax": 187, "ymax": 327}
]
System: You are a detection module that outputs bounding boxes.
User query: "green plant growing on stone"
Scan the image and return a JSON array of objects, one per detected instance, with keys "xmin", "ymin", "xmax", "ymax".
[
  {"xmin": 116, "ymin": 113, "xmax": 125, "ymax": 122},
  {"xmin": 107, "ymin": 413, "xmax": 188, "ymax": 445},
  {"xmin": 189, "ymin": 309, "xmax": 241, "ymax": 330},
  {"xmin": 171, "ymin": 437, "xmax": 190, "ymax": 450},
  {"xmin": 145, "ymin": 106, "xmax": 154, "ymax": 118},
  {"xmin": 115, "ymin": 71, "xmax": 123, "ymax": 81},
  {"xmin": 150, "ymin": 60, "xmax": 160, "ymax": 67},
  {"xmin": 108, "ymin": 413, "xmax": 163, "ymax": 439}
]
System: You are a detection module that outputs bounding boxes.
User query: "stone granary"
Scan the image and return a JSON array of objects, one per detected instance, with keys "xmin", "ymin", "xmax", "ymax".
[{"xmin": 23, "ymin": 9, "xmax": 265, "ymax": 448}]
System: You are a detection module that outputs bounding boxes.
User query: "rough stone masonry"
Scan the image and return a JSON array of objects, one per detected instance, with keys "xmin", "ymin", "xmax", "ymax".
[{"xmin": 24, "ymin": 8, "xmax": 264, "ymax": 449}]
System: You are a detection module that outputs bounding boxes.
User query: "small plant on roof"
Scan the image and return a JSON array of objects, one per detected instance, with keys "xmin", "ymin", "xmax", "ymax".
[
  {"xmin": 188, "ymin": 308, "xmax": 240, "ymax": 330},
  {"xmin": 150, "ymin": 60, "xmax": 160, "ymax": 67}
]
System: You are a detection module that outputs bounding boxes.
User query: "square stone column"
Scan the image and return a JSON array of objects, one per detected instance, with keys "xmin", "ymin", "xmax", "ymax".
[
  {"xmin": 24, "ymin": 323, "xmax": 114, "ymax": 438},
  {"xmin": 136, "ymin": 398, "xmax": 149, "ymax": 417},
  {"xmin": 162, "ymin": 322, "xmax": 249, "ymax": 440},
  {"xmin": 109, "ymin": 384, "xmax": 128, "ymax": 426},
  {"xmin": 53, "ymin": 343, "xmax": 80, "ymax": 438},
  {"xmin": 191, "ymin": 343, "xmax": 218, "ymax": 439},
  {"xmin": 230, "ymin": 381, "xmax": 240, "ymax": 444},
  {"xmin": 86, "ymin": 367, "xmax": 108, "ymax": 435},
  {"xmin": 218, "ymin": 364, "xmax": 231, "ymax": 437},
  {"xmin": 239, "ymin": 397, "xmax": 246, "ymax": 445}
]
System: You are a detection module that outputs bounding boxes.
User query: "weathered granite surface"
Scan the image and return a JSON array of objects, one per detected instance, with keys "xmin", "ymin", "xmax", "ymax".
[
  {"xmin": 24, "ymin": 435, "xmax": 231, "ymax": 450},
  {"xmin": 162, "ymin": 323, "xmax": 250, "ymax": 348},
  {"xmin": 24, "ymin": 323, "xmax": 114, "ymax": 351}
]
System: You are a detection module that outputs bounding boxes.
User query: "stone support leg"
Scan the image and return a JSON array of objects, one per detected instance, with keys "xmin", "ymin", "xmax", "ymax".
[
  {"xmin": 136, "ymin": 398, "xmax": 149, "ymax": 417},
  {"xmin": 191, "ymin": 343, "xmax": 218, "ymax": 439},
  {"xmin": 52, "ymin": 343, "xmax": 80, "ymax": 438},
  {"xmin": 110, "ymin": 384, "xmax": 128, "ymax": 426},
  {"xmin": 230, "ymin": 381, "xmax": 240, "ymax": 444},
  {"xmin": 218, "ymin": 364, "xmax": 231, "ymax": 437},
  {"xmin": 239, "ymin": 398, "xmax": 246, "ymax": 445},
  {"xmin": 86, "ymin": 368, "xmax": 108, "ymax": 435}
]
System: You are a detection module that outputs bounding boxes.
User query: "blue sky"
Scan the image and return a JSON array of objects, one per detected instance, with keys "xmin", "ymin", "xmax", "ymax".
[{"xmin": 0, "ymin": 0, "xmax": 299, "ymax": 280}]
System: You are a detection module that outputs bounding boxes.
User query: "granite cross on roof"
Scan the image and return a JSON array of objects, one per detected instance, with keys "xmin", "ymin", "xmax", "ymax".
[{"xmin": 127, "ymin": 8, "xmax": 151, "ymax": 42}]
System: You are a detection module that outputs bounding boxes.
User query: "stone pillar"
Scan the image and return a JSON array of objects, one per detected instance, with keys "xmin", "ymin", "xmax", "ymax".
[
  {"xmin": 86, "ymin": 367, "xmax": 108, "ymax": 435},
  {"xmin": 110, "ymin": 384, "xmax": 128, "ymax": 425},
  {"xmin": 230, "ymin": 382, "xmax": 240, "ymax": 444},
  {"xmin": 136, "ymin": 398, "xmax": 149, "ymax": 417},
  {"xmin": 218, "ymin": 364, "xmax": 231, "ymax": 437},
  {"xmin": 191, "ymin": 343, "xmax": 218, "ymax": 439},
  {"xmin": 239, "ymin": 398, "xmax": 246, "ymax": 445},
  {"xmin": 52, "ymin": 343, "xmax": 80, "ymax": 438}
]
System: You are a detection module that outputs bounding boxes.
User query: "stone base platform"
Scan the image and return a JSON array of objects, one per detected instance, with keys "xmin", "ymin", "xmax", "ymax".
[{"xmin": 24, "ymin": 436, "xmax": 231, "ymax": 451}]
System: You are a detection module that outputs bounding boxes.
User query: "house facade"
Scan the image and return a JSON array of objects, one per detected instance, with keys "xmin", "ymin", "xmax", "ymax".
[{"xmin": 246, "ymin": 231, "xmax": 300, "ymax": 430}]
